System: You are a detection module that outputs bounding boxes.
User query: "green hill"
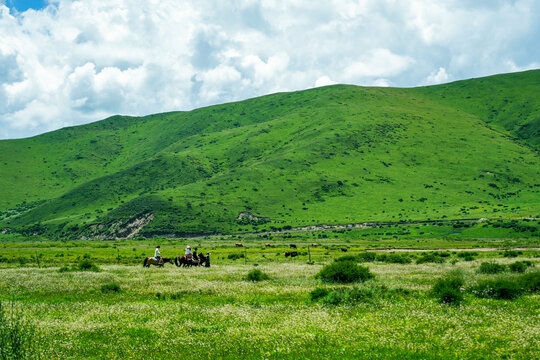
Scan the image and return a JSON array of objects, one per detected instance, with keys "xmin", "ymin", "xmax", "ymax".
[{"xmin": 0, "ymin": 70, "xmax": 539, "ymax": 239}]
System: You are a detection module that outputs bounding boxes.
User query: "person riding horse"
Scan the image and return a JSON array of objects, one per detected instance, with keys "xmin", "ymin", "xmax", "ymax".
[
  {"xmin": 185, "ymin": 245, "xmax": 193, "ymax": 260},
  {"xmin": 192, "ymin": 247, "xmax": 199, "ymax": 261},
  {"xmin": 154, "ymin": 245, "xmax": 162, "ymax": 265}
]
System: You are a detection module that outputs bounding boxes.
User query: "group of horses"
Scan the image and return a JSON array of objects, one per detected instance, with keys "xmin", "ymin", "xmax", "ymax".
[{"xmin": 143, "ymin": 252, "xmax": 210, "ymax": 268}]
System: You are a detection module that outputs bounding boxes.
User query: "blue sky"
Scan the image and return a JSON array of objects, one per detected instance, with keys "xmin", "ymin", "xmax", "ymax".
[
  {"xmin": 0, "ymin": 0, "xmax": 539, "ymax": 139},
  {"xmin": 6, "ymin": 0, "xmax": 47, "ymax": 12}
]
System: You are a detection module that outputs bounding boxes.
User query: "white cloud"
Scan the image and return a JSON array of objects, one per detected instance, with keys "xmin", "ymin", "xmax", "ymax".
[
  {"xmin": 0, "ymin": 0, "xmax": 538, "ymax": 138},
  {"xmin": 315, "ymin": 76, "xmax": 337, "ymax": 87},
  {"xmin": 425, "ymin": 67, "xmax": 450, "ymax": 85}
]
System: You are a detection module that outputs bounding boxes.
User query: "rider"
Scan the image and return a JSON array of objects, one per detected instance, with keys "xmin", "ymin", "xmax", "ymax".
[
  {"xmin": 185, "ymin": 245, "xmax": 193, "ymax": 260},
  {"xmin": 192, "ymin": 247, "xmax": 199, "ymax": 261},
  {"xmin": 154, "ymin": 245, "xmax": 162, "ymax": 264}
]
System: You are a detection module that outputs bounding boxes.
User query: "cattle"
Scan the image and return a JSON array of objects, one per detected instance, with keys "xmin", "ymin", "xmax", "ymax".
[
  {"xmin": 289, "ymin": 244, "xmax": 297, "ymax": 249},
  {"xmin": 235, "ymin": 243, "xmax": 243, "ymax": 247},
  {"xmin": 264, "ymin": 243, "xmax": 271, "ymax": 247},
  {"xmin": 285, "ymin": 251, "xmax": 298, "ymax": 258},
  {"xmin": 341, "ymin": 248, "xmax": 348, "ymax": 252},
  {"xmin": 311, "ymin": 243, "xmax": 318, "ymax": 247}
]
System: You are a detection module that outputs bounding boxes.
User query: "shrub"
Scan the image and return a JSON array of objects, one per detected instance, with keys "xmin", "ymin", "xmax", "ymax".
[
  {"xmin": 379, "ymin": 253, "xmax": 411, "ymax": 264},
  {"xmin": 228, "ymin": 253, "xmax": 244, "ymax": 260},
  {"xmin": 356, "ymin": 252, "xmax": 376, "ymax": 262},
  {"xmin": 503, "ymin": 250, "xmax": 520, "ymax": 258},
  {"xmin": 431, "ymin": 272, "xmax": 465, "ymax": 305},
  {"xmin": 519, "ymin": 270, "xmax": 540, "ymax": 292},
  {"xmin": 471, "ymin": 278, "xmax": 523, "ymax": 300},
  {"xmin": 0, "ymin": 301, "xmax": 39, "ymax": 360},
  {"xmin": 316, "ymin": 261, "xmax": 374, "ymax": 284},
  {"xmin": 509, "ymin": 261, "xmax": 533, "ymax": 273},
  {"xmin": 246, "ymin": 269, "xmax": 270, "ymax": 281},
  {"xmin": 77, "ymin": 259, "xmax": 100, "ymax": 272},
  {"xmin": 334, "ymin": 255, "xmax": 357, "ymax": 263},
  {"xmin": 416, "ymin": 254, "xmax": 445, "ymax": 264},
  {"xmin": 58, "ymin": 266, "xmax": 71, "ymax": 273},
  {"xmin": 309, "ymin": 287, "xmax": 329, "ymax": 301},
  {"xmin": 477, "ymin": 262, "xmax": 506, "ymax": 274},
  {"xmin": 101, "ymin": 282, "xmax": 122, "ymax": 293},
  {"xmin": 457, "ymin": 251, "xmax": 478, "ymax": 258}
]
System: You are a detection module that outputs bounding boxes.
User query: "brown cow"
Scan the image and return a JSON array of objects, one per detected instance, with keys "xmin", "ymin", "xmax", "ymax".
[
  {"xmin": 264, "ymin": 243, "xmax": 271, "ymax": 247},
  {"xmin": 311, "ymin": 243, "xmax": 318, "ymax": 247},
  {"xmin": 235, "ymin": 243, "xmax": 243, "ymax": 247}
]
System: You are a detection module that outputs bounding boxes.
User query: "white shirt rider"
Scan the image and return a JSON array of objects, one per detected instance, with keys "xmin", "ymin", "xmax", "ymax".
[{"xmin": 154, "ymin": 247, "xmax": 161, "ymax": 260}]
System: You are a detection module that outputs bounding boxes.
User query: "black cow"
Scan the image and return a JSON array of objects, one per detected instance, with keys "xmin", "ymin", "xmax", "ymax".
[
  {"xmin": 341, "ymin": 248, "xmax": 348, "ymax": 252},
  {"xmin": 285, "ymin": 251, "xmax": 298, "ymax": 258},
  {"xmin": 289, "ymin": 244, "xmax": 297, "ymax": 249}
]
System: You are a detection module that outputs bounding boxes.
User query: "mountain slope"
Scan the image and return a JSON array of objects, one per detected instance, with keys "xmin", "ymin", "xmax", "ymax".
[{"xmin": 0, "ymin": 70, "xmax": 539, "ymax": 238}]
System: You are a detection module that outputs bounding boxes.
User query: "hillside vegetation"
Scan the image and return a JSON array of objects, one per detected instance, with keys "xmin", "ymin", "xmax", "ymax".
[{"xmin": 0, "ymin": 70, "xmax": 539, "ymax": 239}]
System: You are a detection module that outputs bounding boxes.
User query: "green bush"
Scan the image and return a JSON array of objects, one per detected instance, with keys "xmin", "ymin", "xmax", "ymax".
[
  {"xmin": 431, "ymin": 272, "xmax": 464, "ymax": 305},
  {"xmin": 477, "ymin": 262, "xmax": 506, "ymax": 274},
  {"xmin": 101, "ymin": 282, "xmax": 122, "ymax": 293},
  {"xmin": 457, "ymin": 252, "xmax": 478, "ymax": 258},
  {"xmin": 246, "ymin": 269, "xmax": 270, "ymax": 281},
  {"xmin": 471, "ymin": 278, "xmax": 523, "ymax": 300},
  {"xmin": 334, "ymin": 255, "xmax": 357, "ymax": 263},
  {"xmin": 356, "ymin": 252, "xmax": 376, "ymax": 262},
  {"xmin": 309, "ymin": 287, "xmax": 329, "ymax": 301},
  {"xmin": 317, "ymin": 261, "xmax": 374, "ymax": 284},
  {"xmin": 503, "ymin": 250, "xmax": 520, "ymax": 258},
  {"xmin": 518, "ymin": 270, "xmax": 540, "ymax": 292},
  {"xmin": 416, "ymin": 254, "xmax": 445, "ymax": 264},
  {"xmin": 377, "ymin": 253, "xmax": 411, "ymax": 264},
  {"xmin": 77, "ymin": 259, "xmax": 100, "ymax": 272},
  {"xmin": 228, "ymin": 253, "xmax": 245, "ymax": 260},
  {"xmin": 509, "ymin": 261, "xmax": 533, "ymax": 273}
]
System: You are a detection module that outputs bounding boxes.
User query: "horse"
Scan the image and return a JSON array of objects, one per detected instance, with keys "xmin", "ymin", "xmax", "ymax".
[
  {"xmin": 175, "ymin": 253, "xmax": 210, "ymax": 268},
  {"xmin": 235, "ymin": 243, "xmax": 243, "ymax": 247},
  {"xmin": 285, "ymin": 251, "xmax": 298, "ymax": 258},
  {"xmin": 143, "ymin": 257, "xmax": 174, "ymax": 268},
  {"xmin": 289, "ymin": 244, "xmax": 297, "ymax": 249}
]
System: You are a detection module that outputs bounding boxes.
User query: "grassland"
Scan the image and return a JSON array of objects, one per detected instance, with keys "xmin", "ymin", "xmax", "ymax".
[
  {"xmin": 0, "ymin": 70, "xmax": 539, "ymax": 239},
  {"xmin": 1, "ymin": 238, "xmax": 539, "ymax": 359}
]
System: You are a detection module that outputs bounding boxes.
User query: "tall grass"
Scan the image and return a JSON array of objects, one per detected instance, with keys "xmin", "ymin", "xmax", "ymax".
[{"xmin": 0, "ymin": 302, "xmax": 39, "ymax": 360}]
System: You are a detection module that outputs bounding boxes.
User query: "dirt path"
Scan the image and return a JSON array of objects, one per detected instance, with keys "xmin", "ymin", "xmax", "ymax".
[{"xmin": 366, "ymin": 247, "xmax": 540, "ymax": 252}]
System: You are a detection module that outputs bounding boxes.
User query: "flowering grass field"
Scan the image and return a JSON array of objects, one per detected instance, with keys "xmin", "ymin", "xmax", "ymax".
[{"xmin": 0, "ymin": 244, "xmax": 539, "ymax": 359}]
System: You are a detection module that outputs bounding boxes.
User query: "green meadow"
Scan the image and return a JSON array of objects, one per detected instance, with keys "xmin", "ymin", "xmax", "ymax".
[{"xmin": 1, "ymin": 239, "xmax": 539, "ymax": 359}]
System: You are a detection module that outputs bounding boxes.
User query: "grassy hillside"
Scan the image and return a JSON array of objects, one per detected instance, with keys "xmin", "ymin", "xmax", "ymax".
[{"xmin": 0, "ymin": 70, "xmax": 539, "ymax": 239}]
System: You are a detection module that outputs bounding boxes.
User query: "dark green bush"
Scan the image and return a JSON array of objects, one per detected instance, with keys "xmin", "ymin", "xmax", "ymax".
[
  {"xmin": 503, "ymin": 250, "xmax": 521, "ymax": 258},
  {"xmin": 431, "ymin": 272, "xmax": 465, "ymax": 305},
  {"xmin": 519, "ymin": 270, "xmax": 540, "ymax": 292},
  {"xmin": 471, "ymin": 278, "xmax": 523, "ymax": 300},
  {"xmin": 334, "ymin": 255, "xmax": 357, "ymax": 263},
  {"xmin": 317, "ymin": 261, "xmax": 374, "ymax": 284},
  {"xmin": 246, "ymin": 269, "xmax": 270, "ymax": 281},
  {"xmin": 457, "ymin": 252, "xmax": 478, "ymax": 258},
  {"xmin": 416, "ymin": 254, "xmax": 445, "ymax": 264},
  {"xmin": 309, "ymin": 287, "xmax": 329, "ymax": 301},
  {"xmin": 356, "ymin": 252, "xmax": 376, "ymax": 262},
  {"xmin": 509, "ymin": 261, "xmax": 533, "ymax": 273},
  {"xmin": 477, "ymin": 262, "xmax": 506, "ymax": 274},
  {"xmin": 228, "ymin": 253, "xmax": 245, "ymax": 260},
  {"xmin": 101, "ymin": 282, "xmax": 122, "ymax": 293},
  {"xmin": 379, "ymin": 253, "xmax": 411, "ymax": 264},
  {"xmin": 77, "ymin": 259, "xmax": 100, "ymax": 272}
]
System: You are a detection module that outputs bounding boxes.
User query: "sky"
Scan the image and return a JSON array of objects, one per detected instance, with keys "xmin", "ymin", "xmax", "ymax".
[{"xmin": 0, "ymin": 0, "xmax": 539, "ymax": 139}]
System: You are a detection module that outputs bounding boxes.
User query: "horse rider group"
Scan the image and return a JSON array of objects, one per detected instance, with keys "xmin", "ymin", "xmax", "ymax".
[{"xmin": 154, "ymin": 245, "xmax": 199, "ymax": 265}]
